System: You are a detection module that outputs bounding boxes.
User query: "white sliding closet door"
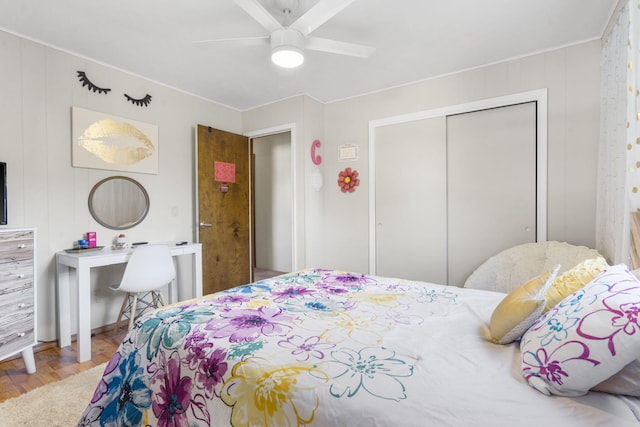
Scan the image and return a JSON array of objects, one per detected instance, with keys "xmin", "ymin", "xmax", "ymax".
[
  {"xmin": 375, "ymin": 117, "xmax": 447, "ymax": 283},
  {"xmin": 373, "ymin": 101, "xmax": 538, "ymax": 286},
  {"xmin": 447, "ymin": 102, "xmax": 537, "ymax": 286}
]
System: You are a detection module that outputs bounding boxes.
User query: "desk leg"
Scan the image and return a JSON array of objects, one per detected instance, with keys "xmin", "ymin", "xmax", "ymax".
[
  {"xmin": 193, "ymin": 246, "xmax": 203, "ymax": 297},
  {"xmin": 167, "ymin": 275, "xmax": 174, "ymax": 304},
  {"xmin": 169, "ymin": 258, "xmax": 177, "ymax": 303},
  {"xmin": 56, "ymin": 264, "xmax": 72, "ymax": 348},
  {"xmin": 77, "ymin": 265, "xmax": 92, "ymax": 362}
]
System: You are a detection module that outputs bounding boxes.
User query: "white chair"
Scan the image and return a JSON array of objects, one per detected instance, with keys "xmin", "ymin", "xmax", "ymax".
[
  {"xmin": 111, "ymin": 244, "xmax": 176, "ymax": 333},
  {"xmin": 463, "ymin": 241, "xmax": 604, "ymax": 294}
]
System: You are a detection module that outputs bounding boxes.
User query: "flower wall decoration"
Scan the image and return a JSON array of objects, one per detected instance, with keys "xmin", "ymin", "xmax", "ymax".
[{"xmin": 338, "ymin": 167, "xmax": 360, "ymax": 193}]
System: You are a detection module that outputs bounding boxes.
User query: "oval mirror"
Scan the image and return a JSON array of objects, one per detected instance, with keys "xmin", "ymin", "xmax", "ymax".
[{"xmin": 88, "ymin": 176, "xmax": 149, "ymax": 230}]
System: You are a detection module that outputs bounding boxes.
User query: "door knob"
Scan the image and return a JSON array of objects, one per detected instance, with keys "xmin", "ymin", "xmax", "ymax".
[{"xmin": 199, "ymin": 222, "xmax": 212, "ymax": 228}]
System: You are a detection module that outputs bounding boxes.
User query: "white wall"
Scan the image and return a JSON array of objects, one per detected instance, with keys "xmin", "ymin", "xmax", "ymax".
[
  {"xmin": 244, "ymin": 40, "xmax": 601, "ymax": 276},
  {"xmin": 242, "ymin": 95, "xmax": 325, "ymax": 271},
  {"xmin": 315, "ymin": 40, "xmax": 602, "ymax": 273},
  {"xmin": 0, "ymin": 30, "xmax": 242, "ymax": 342}
]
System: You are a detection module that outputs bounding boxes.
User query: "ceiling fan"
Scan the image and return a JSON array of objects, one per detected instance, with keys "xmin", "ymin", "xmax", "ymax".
[{"xmin": 197, "ymin": 0, "xmax": 375, "ymax": 68}]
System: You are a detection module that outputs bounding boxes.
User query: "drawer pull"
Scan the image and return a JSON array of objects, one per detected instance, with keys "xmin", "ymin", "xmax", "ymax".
[
  {"xmin": 17, "ymin": 244, "xmax": 26, "ymax": 249},
  {"xmin": 18, "ymin": 303, "xmax": 26, "ymax": 308},
  {"xmin": 17, "ymin": 274, "xmax": 25, "ymax": 279},
  {"xmin": 18, "ymin": 332, "xmax": 25, "ymax": 337}
]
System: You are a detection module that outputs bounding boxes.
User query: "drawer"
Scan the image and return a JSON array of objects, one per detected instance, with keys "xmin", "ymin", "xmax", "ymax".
[
  {"xmin": 0, "ymin": 291, "xmax": 33, "ymax": 322},
  {"xmin": 0, "ymin": 314, "xmax": 35, "ymax": 359},
  {"xmin": 0, "ymin": 233, "xmax": 33, "ymax": 264},
  {"xmin": 0, "ymin": 258, "xmax": 33, "ymax": 284},
  {"xmin": 0, "ymin": 278, "xmax": 33, "ymax": 297},
  {"xmin": 0, "ymin": 230, "xmax": 33, "ymax": 244}
]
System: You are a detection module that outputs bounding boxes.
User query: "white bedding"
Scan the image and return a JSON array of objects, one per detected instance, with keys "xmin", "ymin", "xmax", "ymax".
[
  {"xmin": 402, "ymin": 285, "xmax": 640, "ymax": 426},
  {"xmin": 79, "ymin": 269, "xmax": 640, "ymax": 426}
]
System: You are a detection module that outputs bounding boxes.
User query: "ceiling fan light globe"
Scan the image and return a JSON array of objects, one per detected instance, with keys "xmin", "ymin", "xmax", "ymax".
[
  {"xmin": 270, "ymin": 28, "xmax": 305, "ymax": 68},
  {"xmin": 272, "ymin": 47, "xmax": 304, "ymax": 68}
]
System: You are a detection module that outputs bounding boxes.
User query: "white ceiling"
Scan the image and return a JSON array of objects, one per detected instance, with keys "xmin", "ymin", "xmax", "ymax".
[{"xmin": 0, "ymin": 0, "xmax": 620, "ymax": 111}]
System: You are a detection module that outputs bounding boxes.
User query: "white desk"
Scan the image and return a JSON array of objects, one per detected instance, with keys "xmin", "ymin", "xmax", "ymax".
[{"xmin": 55, "ymin": 242, "xmax": 202, "ymax": 362}]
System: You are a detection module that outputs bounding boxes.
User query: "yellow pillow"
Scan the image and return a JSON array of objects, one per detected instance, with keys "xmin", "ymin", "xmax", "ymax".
[
  {"xmin": 543, "ymin": 257, "xmax": 609, "ymax": 312},
  {"xmin": 489, "ymin": 266, "xmax": 560, "ymax": 345}
]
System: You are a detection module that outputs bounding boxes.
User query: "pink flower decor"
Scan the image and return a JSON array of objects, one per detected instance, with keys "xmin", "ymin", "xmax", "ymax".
[{"xmin": 338, "ymin": 168, "xmax": 360, "ymax": 193}]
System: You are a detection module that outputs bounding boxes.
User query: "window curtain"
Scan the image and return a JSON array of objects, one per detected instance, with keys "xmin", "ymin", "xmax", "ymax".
[{"xmin": 596, "ymin": 1, "xmax": 640, "ymax": 265}]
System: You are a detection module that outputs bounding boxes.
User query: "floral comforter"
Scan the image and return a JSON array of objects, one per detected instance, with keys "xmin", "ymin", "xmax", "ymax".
[{"xmin": 79, "ymin": 269, "xmax": 640, "ymax": 427}]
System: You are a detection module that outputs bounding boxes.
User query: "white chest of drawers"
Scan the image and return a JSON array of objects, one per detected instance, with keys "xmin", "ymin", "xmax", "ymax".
[{"xmin": 0, "ymin": 228, "xmax": 36, "ymax": 373}]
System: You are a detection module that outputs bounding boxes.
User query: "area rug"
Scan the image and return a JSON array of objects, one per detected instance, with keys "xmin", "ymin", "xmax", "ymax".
[{"xmin": 0, "ymin": 363, "xmax": 106, "ymax": 427}]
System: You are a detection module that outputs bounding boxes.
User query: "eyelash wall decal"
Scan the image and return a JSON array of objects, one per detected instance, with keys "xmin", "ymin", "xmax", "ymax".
[
  {"xmin": 124, "ymin": 94, "xmax": 153, "ymax": 107},
  {"xmin": 76, "ymin": 71, "xmax": 111, "ymax": 94},
  {"xmin": 76, "ymin": 71, "xmax": 153, "ymax": 106}
]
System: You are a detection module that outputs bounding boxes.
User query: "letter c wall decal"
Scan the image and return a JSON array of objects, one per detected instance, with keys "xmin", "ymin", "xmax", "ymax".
[{"xmin": 311, "ymin": 139, "xmax": 322, "ymax": 165}]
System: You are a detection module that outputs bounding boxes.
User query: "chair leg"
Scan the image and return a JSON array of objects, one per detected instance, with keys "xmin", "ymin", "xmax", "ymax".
[
  {"xmin": 155, "ymin": 291, "xmax": 166, "ymax": 308},
  {"xmin": 128, "ymin": 295, "xmax": 138, "ymax": 330},
  {"xmin": 113, "ymin": 292, "xmax": 130, "ymax": 335}
]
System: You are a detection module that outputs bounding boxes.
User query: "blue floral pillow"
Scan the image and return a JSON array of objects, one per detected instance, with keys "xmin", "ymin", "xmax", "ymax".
[{"xmin": 520, "ymin": 264, "xmax": 640, "ymax": 396}]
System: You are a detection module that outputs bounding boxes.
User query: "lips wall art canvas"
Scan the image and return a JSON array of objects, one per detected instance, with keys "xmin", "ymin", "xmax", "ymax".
[{"xmin": 71, "ymin": 106, "xmax": 159, "ymax": 174}]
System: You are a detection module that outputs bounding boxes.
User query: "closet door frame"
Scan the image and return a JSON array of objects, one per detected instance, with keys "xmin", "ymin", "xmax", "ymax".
[{"xmin": 368, "ymin": 88, "xmax": 548, "ymax": 275}]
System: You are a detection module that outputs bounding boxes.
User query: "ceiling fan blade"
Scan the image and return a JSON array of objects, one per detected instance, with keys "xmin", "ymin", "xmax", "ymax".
[
  {"xmin": 305, "ymin": 36, "xmax": 375, "ymax": 58},
  {"xmin": 192, "ymin": 35, "xmax": 268, "ymax": 46},
  {"xmin": 290, "ymin": 0, "xmax": 357, "ymax": 36},
  {"xmin": 234, "ymin": 0, "xmax": 283, "ymax": 33}
]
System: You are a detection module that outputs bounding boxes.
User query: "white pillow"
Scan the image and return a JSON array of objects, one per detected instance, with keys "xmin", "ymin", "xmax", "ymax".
[{"xmin": 520, "ymin": 264, "xmax": 640, "ymax": 396}]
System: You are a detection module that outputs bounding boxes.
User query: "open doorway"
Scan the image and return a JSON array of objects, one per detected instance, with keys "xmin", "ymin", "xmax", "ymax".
[{"xmin": 251, "ymin": 132, "xmax": 292, "ymax": 281}]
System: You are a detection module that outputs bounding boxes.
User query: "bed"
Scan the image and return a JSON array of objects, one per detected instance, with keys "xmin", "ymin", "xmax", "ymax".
[{"xmin": 79, "ymin": 268, "xmax": 640, "ymax": 426}]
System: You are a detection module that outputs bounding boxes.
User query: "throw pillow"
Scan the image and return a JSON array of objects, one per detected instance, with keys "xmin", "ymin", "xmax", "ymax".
[
  {"xmin": 544, "ymin": 256, "xmax": 609, "ymax": 312},
  {"xmin": 489, "ymin": 265, "xmax": 560, "ymax": 345},
  {"xmin": 520, "ymin": 264, "xmax": 640, "ymax": 396}
]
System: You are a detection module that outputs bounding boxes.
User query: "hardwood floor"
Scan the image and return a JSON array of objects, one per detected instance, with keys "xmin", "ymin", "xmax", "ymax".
[
  {"xmin": 0, "ymin": 327, "xmax": 126, "ymax": 403},
  {"xmin": 254, "ymin": 268, "xmax": 286, "ymax": 281}
]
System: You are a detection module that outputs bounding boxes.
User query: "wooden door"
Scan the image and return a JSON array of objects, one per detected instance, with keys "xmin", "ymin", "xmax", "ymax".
[{"xmin": 196, "ymin": 125, "xmax": 250, "ymax": 295}]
